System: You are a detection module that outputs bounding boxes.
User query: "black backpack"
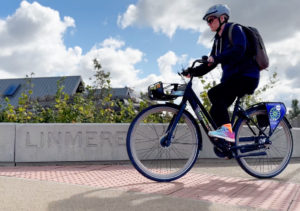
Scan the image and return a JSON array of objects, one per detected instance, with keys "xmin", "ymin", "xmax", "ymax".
[{"xmin": 228, "ymin": 23, "xmax": 269, "ymax": 71}]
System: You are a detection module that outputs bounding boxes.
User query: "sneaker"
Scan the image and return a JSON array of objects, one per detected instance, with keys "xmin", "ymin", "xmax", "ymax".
[{"xmin": 208, "ymin": 124, "xmax": 235, "ymax": 143}]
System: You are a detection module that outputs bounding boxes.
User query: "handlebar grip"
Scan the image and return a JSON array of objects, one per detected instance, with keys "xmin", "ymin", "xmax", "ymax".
[
  {"xmin": 179, "ymin": 56, "xmax": 209, "ymax": 76},
  {"xmin": 191, "ymin": 60, "xmax": 202, "ymax": 68},
  {"xmin": 191, "ymin": 57, "xmax": 208, "ymax": 68}
]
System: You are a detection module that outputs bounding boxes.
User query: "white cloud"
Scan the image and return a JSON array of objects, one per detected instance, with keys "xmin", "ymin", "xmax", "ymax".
[
  {"xmin": 119, "ymin": 0, "xmax": 300, "ymax": 43},
  {"xmin": 118, "ymin": 0, "xmax": 208, "ymax": 38},
  {"xmin": 84, "ymin": 40, "xmax": 144, "ymax": 88},
  {"xmin": 0, "ymin": 1, "xmax": 77, "ymax": 77},
  {"xmin": 0, "ymin": 1, "xmax": 190, "ymax": 94},
  {"xmin": 0, "ymin": 1, "xmax": 147, "ymax": 91},
  {"xmin": 100, "ymin": 37, "xmax": 125, "ymax": 49},
  {"xmin": 157, "ymin": 51, "xmax": 177, "ymax": 75},
  {"xmin": 118, "ymin": 5, "xmax": 138, "ymax": 29},
  {"xmin": 157, "ymin": 51, "xmax": 191, "ymax": 84}
]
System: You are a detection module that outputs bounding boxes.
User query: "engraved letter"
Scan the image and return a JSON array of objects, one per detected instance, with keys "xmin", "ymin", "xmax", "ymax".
[
  {"xmin": 25, "ymin": 132, "xmax": 38, "ymax": 148},
  {"xmin": 40, "ymin": 131, "xmax": 45, "ymax": 148},
  {"xmin": 65, "ymin": 131, "xmax": 83, "ymax": 147},
  {"xmin": 100, "ymin": 131, "xmax": 113, "ymax": 146},
  {"xmin": 47, "ymin": 131, "xmax": 62, "ymax": 147},
  {"xmin": 86, "ymin": 131, "xmax": 98, "ymax": 147},
  {"xmin": 115, "ymin": 131, "xmax": 126, "ymax": 146}
]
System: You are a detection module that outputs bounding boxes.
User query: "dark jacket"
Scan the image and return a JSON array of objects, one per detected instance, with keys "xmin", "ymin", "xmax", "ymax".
[{"xmin": 193, "ymin": 22, "xmax": 260, "ymax": 83}]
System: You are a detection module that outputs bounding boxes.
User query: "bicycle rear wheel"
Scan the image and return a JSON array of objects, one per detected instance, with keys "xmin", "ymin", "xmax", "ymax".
[
  {"xmin": 126, "ymin": 104, "xmax": 201, "ymax": 182},
  {"xmin": 234, "ymin": 108, "xmax": 293, "ymax": 178}
]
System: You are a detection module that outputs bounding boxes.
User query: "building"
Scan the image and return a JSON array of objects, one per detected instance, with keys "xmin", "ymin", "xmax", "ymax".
[
  {"xmin": 0, "ymin": 76, "xmax": 140, "ymax": 108},
  {"xmin": 93, "ymin": 87, "xmax": 138, "ymax": 101},
  {"xmin": 0, "ymin": 76, "xmax": 84, "ymax": 108}
]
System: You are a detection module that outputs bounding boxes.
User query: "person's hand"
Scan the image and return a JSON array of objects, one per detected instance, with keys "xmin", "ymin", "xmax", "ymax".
[
  {"xmin": 184, "ymin": 73, "xmax": 191, "ymax": 78},
  {"xmin": 181, "ymin": 67, "xmax": 193, "ymax": 78},
  {"xmin": 207, "ymin": 56, "xmax": 214, "ymax": 66}
]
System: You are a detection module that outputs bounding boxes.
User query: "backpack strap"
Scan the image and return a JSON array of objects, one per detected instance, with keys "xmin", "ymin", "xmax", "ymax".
[{"xmin": 228, "ymin": 23, "xmax": 237, "ymax": 46}]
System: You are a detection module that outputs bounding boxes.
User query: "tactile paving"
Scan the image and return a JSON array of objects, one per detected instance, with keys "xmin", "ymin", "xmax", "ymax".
[{"xmin": 0, "ymin": 165, "xmax": 299, "ymax": 211}]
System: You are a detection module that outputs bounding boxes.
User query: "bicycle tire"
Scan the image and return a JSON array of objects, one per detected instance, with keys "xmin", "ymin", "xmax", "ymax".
[
  {"xmin": 234, "ymin": 107, "xmax": 293, "ymax": 178},
  {"xmin": 126, "ymin": 104, "xmax": 202, "ymax": 182}
]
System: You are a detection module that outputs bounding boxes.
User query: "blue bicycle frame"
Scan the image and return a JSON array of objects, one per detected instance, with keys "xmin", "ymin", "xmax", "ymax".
[
  {"xmin": 162, "ymin": 60, "xmax": 289, "ymax": 157},
  {"xmin": 162, "ymin": 74, "xmax": 218, "ymax": 147}
]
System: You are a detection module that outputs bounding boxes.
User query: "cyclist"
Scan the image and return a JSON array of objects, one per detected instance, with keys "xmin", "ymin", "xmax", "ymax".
[{"xmin": 185, "ymin": 4, "xmax": 260, "ymax": 143}]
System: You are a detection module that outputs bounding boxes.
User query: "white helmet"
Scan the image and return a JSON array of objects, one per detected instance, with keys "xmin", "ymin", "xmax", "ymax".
[{"xmin": 203, "ymin": 4, "xmax": 230, "ymax": 21}]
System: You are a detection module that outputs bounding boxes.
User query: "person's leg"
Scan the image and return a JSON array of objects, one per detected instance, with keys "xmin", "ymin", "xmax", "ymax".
[
  {"xmin": 208, "ymin": 83, "xmax": 236, "ymax": 142},
  {"xmin": 208, "ymin": 82, "xmax": 236, "ymax": 127},
  {"xmin": 207, "ymin": 76, "xmax": 259, "ymax": 142}
]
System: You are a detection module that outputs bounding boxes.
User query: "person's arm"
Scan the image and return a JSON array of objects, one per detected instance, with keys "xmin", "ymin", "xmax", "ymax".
[{"xmin": 191, "ymin": 62, "xmax": 216, "ymax": 77}]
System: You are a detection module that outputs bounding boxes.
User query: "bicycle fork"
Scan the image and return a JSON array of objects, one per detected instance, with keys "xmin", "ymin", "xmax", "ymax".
[{"xmin": 160, "ymin": 103, "xmax": 187, "ymax": 147}]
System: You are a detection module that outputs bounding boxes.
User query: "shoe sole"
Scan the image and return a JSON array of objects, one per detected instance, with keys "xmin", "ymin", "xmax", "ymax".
[{"xmin": 208, "ymin": 133, "xmax": 235, "ymax": 143}]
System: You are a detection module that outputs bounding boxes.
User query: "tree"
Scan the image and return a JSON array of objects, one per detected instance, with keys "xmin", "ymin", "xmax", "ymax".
[
  {"xmin": 0, "ymin": 59, "xmax": 151, "ymax": 123},
  {"xmin": 289, "ymin": 99, "xmax": 300, "ymax": 119},
  {"xmin": 93, "ymin": 59, "xmax": 111, "ymax": 99}
]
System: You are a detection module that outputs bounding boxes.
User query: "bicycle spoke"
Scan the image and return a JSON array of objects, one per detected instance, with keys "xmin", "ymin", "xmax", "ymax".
[
  {"xmin": 127, "ymin": 105, "xmax": 199, "ymax": 181},
  {"xmin": 235, "ymin": 109, "xmax": 292, "ymax": 178}
]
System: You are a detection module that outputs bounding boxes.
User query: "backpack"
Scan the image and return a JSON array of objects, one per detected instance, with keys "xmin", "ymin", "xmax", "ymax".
[{"xmin": 228, "ymin": 23, "xmax": 269, "ymax": 71}]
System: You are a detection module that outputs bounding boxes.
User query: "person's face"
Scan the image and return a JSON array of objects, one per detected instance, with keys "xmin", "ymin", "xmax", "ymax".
[{"xmin": 207, "ymin": 16, "xmax": 219, "ymax": 32}]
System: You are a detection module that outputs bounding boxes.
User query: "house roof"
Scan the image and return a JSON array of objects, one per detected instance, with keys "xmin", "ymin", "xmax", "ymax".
[
  {"xmin": 0, "ymin": 76, "xmax": 84, "ymax": 107},
  {"xmin": 92, "ymin": 87, "xmax": 136, "ymax": 100},
  {"xmin": 111, "ymin": 87, "xmax": 132, "ymax": 99}
]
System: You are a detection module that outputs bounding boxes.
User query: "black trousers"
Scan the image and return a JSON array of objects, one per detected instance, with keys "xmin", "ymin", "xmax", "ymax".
[{"xmin": 207, "ymin": 75, "xmax": 259, "ymax": 127}]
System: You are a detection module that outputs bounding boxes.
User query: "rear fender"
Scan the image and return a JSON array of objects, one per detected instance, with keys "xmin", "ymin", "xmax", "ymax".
[{"xmin": 245, "ymin": 102, "xmax": 291, "ymax": 130}]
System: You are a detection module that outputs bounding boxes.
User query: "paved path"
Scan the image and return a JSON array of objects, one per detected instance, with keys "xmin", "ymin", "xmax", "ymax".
[{"xmin": 1, "ymin": 161, "xmax": 300, "ymax": 211}]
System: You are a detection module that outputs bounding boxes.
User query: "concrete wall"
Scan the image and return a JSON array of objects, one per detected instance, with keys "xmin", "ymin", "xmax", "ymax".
[
  {"xmin": 0, "ymin": 124, "xmax": 15, "ymax": 162},
  {"xmin": 15, "ymin": 124, "xmax": 129, "ymax": 162},
  {"xmin": 0, "ymin": 123, "xmax": 299, "ymax": 164},
  {"xmin": 291, "ymin": 116, "xmax": 300, "ymax": 128}
]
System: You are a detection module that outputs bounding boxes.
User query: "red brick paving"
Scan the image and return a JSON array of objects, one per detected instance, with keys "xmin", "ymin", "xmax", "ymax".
[{"xmin": 0, "ymin": 165, "xmax": 298, "ymax": 211}]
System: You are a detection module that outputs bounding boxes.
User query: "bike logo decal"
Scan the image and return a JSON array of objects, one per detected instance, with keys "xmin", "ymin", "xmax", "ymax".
[
  {"xmin": 266, "ymin": 103, "xmax": 286, "ymax": 133},
  {"xmin": 269, "ymin": 106, "xmax": 281, "ymax": 121}
]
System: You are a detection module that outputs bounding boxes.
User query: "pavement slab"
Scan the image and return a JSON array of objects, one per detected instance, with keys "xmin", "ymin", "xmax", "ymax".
[{"xmin": 1, "ymin": 163, "xmax": 299, "ymax": 211}]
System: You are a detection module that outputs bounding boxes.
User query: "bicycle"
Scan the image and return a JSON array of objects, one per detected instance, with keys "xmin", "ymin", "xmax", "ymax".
[{"xmin": 126, "ymin": 58, "xmax": 293, "ymax": 182}]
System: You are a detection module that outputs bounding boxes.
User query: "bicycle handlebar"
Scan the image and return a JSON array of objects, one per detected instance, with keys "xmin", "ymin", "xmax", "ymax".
[
  {"xmin": 179, "ymin": 56, "xmax": 208, "ymax": 77},
  {"xmin": 192, "ymin": 55, "xmax": 208, "ymax": 67}
]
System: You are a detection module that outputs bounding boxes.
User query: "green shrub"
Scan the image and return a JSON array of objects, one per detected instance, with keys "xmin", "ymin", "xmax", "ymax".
[{"xmin": 0, "ymin": 60, "xmax": 151, "ymax": 123}]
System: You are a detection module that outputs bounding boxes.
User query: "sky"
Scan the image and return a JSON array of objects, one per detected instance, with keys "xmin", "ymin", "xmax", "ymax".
[{"xmin": 0, "ymin": 0, "xmax": 300, "ymax": 108}]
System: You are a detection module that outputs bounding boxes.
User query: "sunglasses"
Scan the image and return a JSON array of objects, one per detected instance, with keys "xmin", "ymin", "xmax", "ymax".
[{"xmin": 207, "ymin": 16, "xmax": 217, "ymax": 24}]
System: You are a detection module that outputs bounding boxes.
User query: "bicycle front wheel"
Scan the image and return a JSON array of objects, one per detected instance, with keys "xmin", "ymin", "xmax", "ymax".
[
  {"xmin": 235, "ymin": 108, "xmax": 293, "ymax": 178},
  {"xmin": 126, "ymin": 104, "xmax": 201, "ymax": 182}
]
